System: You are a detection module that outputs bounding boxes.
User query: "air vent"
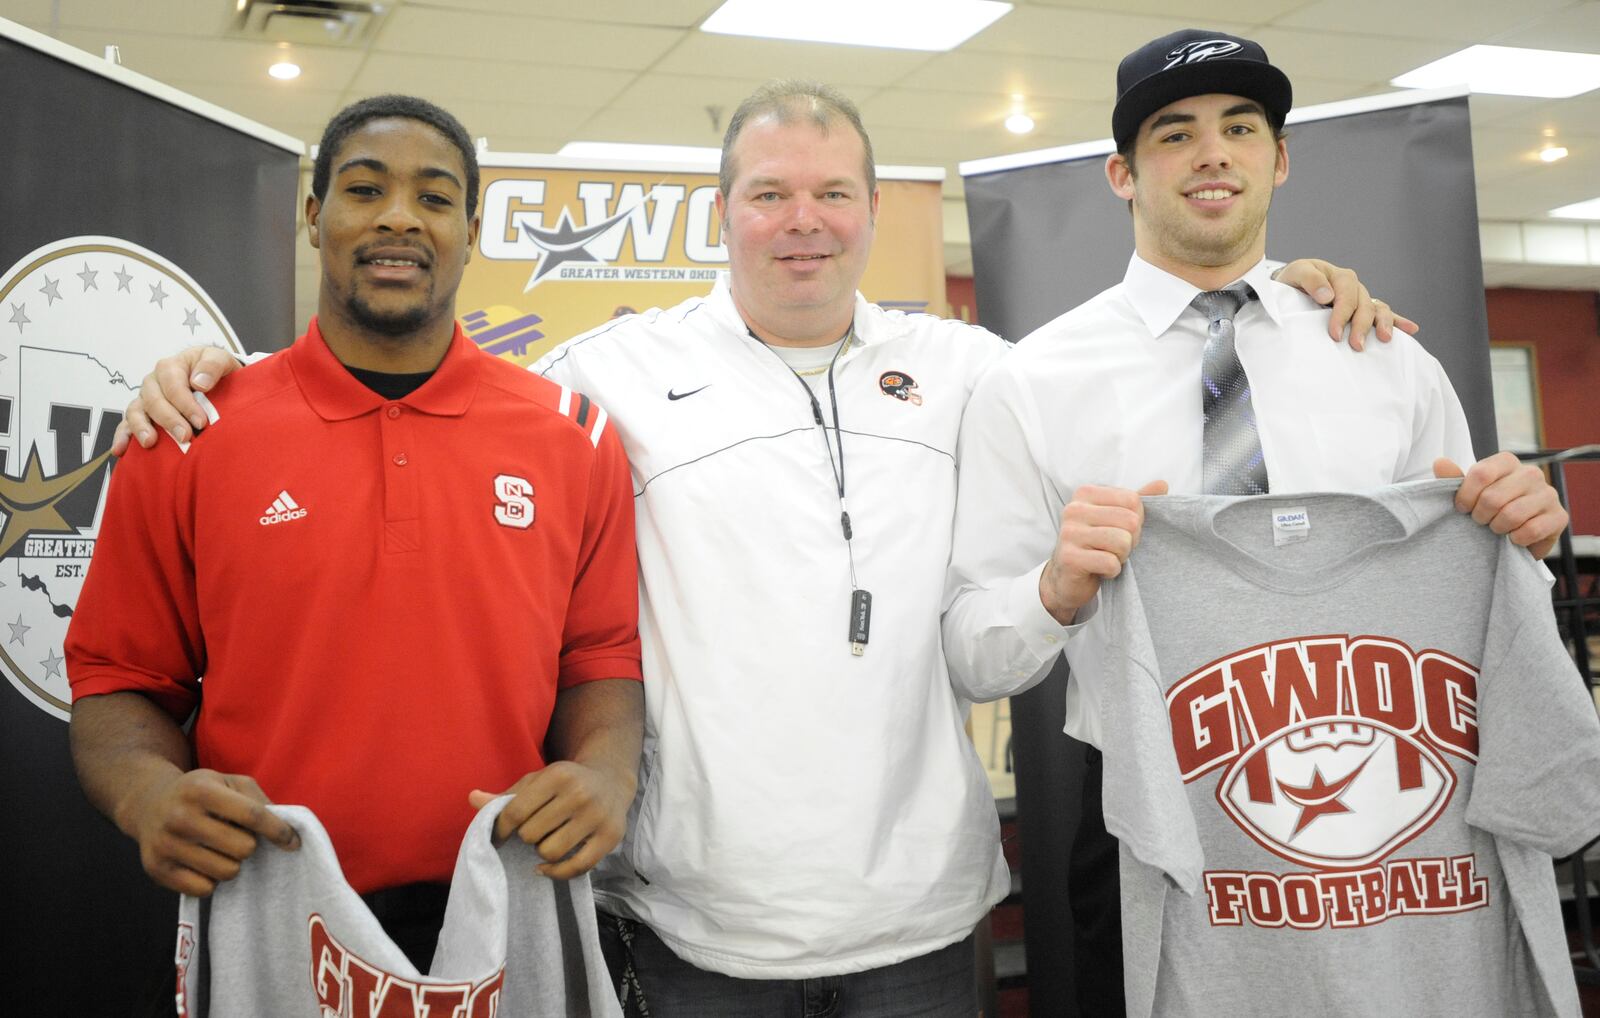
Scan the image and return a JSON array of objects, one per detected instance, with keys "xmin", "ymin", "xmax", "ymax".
[{"xmin": 230, "ymin": 0, "xmax": 388, "ymax": 47}]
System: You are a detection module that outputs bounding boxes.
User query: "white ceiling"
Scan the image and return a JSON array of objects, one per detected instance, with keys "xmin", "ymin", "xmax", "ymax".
[{"xmin": 8, "ymin": 0, "xmax": 1600, "ymax": 302}]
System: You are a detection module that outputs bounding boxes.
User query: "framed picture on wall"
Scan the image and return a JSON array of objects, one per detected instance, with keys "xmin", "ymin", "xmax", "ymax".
[{"xmin": 1488, "ymin": 344, "xmax": 1544, "ymax": 453}]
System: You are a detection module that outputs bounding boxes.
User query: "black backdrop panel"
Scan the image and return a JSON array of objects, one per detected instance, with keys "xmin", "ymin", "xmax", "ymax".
[{"xmin": 1, "ymin": 32, "xmax": 298, "ymax": 1013}]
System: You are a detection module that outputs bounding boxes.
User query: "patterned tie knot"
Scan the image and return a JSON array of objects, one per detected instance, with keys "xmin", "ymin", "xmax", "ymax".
[{"xmin": 1191, "ymin": 284, "xmax": 1257, "ymax": 326}]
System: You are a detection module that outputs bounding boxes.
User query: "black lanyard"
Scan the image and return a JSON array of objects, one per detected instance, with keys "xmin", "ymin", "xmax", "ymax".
[{"xmin": 751, "ymin": 326, "xmax": 873, "ymax": 655}]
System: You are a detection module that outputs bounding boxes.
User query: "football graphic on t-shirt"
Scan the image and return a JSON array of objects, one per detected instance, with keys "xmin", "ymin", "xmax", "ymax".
[{"xmin": 1217, "ymin": 717, "xmax": 1454, "ymax": 869}]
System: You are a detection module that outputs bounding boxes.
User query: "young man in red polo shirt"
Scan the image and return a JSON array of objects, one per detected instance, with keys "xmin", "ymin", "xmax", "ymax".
[{"xmin": 65, "ymin": 95, "xmax": 643, "ymax": 970}]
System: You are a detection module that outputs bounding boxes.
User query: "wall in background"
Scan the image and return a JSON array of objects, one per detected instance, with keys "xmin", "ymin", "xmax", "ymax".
[{"xmin": 1486, "ymin": 288, "xmax": 1600, "ymax": 536}]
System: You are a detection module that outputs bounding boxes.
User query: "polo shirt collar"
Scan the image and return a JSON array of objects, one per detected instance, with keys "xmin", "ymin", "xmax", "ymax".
[
  {"xmin": 1123, "ymin": 252, "xmax": 1287, "ymax": 339},
  {"xmin": 289, "ymin": 317, "xmax": 481, "ymax": 421},
  {"xmin": 707, "ymin": 271, "xmax": 886, "ymax": 349}
]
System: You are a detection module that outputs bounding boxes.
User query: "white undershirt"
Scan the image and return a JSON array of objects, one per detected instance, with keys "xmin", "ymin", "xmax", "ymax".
[{"xmin": 765, "ymin": 335, "xmax": 851, "ymax": 391}]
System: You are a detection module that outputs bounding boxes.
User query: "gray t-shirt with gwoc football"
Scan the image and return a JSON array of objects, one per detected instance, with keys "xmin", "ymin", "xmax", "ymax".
[
  {"xmin": 174, "ymin": 795, "xmax": 620, "ymax": 1017},
  {"xmin": 1093, "ymin": 480, "xmax": 1600, "ymax": 1018}
]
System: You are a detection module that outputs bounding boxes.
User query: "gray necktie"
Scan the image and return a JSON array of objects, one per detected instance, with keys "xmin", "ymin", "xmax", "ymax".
[{"xmin": 1194, "ymin": 284, "xmax": 1269, "ymax": 496}]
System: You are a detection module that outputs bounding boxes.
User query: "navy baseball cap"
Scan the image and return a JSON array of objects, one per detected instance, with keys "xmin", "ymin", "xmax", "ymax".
[{"xmin": 1112, "ymin": 29, "xmax": 1292, "ymax": 151}]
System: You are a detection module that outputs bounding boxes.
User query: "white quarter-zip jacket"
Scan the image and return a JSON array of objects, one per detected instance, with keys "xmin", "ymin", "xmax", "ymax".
[{"xmin": 534, "ymin": 275, "xmax": 1010, "ymax": 978}]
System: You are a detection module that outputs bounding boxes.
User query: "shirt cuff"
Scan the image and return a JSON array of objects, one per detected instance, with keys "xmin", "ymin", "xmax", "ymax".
[{"xmin": 1006, "ymin": 562, "xmax": 1076, "ymax": 658}]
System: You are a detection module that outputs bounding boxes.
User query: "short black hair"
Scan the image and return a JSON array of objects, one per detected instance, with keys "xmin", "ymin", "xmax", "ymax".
[{"xmin": 312, "ymin": 95, "xmax": 479, "ymax": 218}]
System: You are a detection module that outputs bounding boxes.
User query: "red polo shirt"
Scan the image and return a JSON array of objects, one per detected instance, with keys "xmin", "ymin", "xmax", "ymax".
[{"xmin": 68, "ymin": 320, "xmax": 641, "ymax": 892}]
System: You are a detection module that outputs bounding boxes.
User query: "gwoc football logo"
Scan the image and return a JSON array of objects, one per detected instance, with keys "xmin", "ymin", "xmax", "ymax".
[{"xmin": 0, "ymin": 237, "xmax": 244, "ymax": 719}]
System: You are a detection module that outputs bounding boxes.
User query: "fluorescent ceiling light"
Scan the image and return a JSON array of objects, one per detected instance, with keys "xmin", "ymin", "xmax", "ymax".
[
  {"xmin": 558, "ymin": 141, "xmax": 722, "ymax": 164},
  {"xmin": 701, "ymin": 0, "xmax": 1011, "ymax": 52},
  {"xmin": 268, "ymin": 60, "xmax": 300, "ymax": 80},
  {"xmin": 1390, "ymin": 45, "xmax": 1600, "ymax": 98},
  {"xmin": 1549, "ymin": 197, "xmax": 1600, "ymax": 220},
  {"xmin": 1538, "ymin": 145, "xmax": 1569, "ymax": 163}
]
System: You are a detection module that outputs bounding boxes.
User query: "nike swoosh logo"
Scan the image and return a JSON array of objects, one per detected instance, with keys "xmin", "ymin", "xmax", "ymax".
[{"xmin": 667, "ymin": 385, "xmax": 710, "ymax": 401}]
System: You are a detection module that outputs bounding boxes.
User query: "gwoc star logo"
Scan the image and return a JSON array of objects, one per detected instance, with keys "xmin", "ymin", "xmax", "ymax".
[
  {"xmin": 519, "ymin": 186, "xmax": 669, "ymax": 291},
  {"xmin": 0, "ymin": 236, "xmax": 244, "ymax": 719}
]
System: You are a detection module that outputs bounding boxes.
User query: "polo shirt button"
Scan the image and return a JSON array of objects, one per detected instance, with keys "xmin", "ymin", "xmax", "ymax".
[
  {"xmin": 393, "ymin": 453, "xmax": 407, "ymax": 466},
  {"xmin": 386, "ymin": 405, "xmax": 401, "ymax": 419}
]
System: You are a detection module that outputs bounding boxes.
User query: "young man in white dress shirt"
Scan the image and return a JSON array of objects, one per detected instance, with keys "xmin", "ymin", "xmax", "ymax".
[{"xmin": 942, "ymin": 29, "xmax": 1569, "ymax": 1014}]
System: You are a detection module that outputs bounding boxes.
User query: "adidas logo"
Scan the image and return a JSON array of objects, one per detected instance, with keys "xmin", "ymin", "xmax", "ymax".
[{"xmin": 259, "ymin": 490, "xmax": 308, "ymax": 526}]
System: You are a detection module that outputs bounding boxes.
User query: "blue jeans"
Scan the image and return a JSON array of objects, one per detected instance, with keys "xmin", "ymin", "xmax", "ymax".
[{"xmin": 598, "ymin": 912, "xmax": 978, "ymax": 1018}]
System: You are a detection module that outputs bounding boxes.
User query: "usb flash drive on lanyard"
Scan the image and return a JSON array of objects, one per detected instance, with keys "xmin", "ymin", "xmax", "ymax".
[{"xmin": 754, "ymin": 325, "xmax": 872, "ymax": 655}]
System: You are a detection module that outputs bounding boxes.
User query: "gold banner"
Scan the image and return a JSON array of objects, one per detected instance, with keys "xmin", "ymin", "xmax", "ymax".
[{"xmin": 459, "ymin": 162, "xmax": 946, "ymax": 367}]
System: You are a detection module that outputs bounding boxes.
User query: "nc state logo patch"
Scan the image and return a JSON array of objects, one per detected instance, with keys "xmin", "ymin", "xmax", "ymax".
[
  {"xmin": 493, "ymin": 474, "xmax": 534, "ymax": 529},
  {"xmin": 879, "ymin": 371, "xmax": 922, "ymax": 405}
]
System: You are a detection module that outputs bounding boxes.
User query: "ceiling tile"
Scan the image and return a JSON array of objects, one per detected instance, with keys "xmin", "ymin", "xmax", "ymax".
[
  {"xmin": 604, "ymin": 72, "xmax": 782, "ymax": 112},
  {"xmin": 893, "ymin": 50, "xmax": 1113, "ymax": 102},
  {"xmin": 1493, "ymin": 2, "xmax": 1600, "ymax": 49},
  {"xmin": 55, "ymin": 26, "xmax": 366, "ymax": 87},
  {"xmin": 1475, "ymin": 153, "xmax": 1600, "ymax": 219},
  {"xmin": 965, "ymin": 5, "xmax": 1254, "ymax": 59},
  {"xmin": 1246, "ymin": 28, "xmax": 1462, "ymax": 84},
  {"xmin": 407, "ymin": 0, "xmax": 723, "ymax": 27},
  {"xmin": 55, "ymin": 0, "xmax": 233, "ymax": 39},
  {"xmin": 1471, "ymin": 127, "xmax": 1571, "ymax": 182},
  {"xmin": 1498, "ymin": 92, "xmax": 1600, "ymax": 139},
  {"xmin": 435, "ymin": 100, "xmax": 601, "ymax": 143},
  {"xmin": 652, "ymin": 33, "xmax": 936, "ymax": 87},
  {"xmin": 564, "ymin": 105, "xmax": 734, "ymax": 147},
  {"xmin": 1272, "ymin": 0, "xmax": 1572, "ymax": 43},
  {"xmin": 375, "ymin": 7, "xmax": 684, "ymax": 69},
  {"xmin": 346, "ymin": 52, "xmax": 635, "ymax": 108},
  {"xmin": 157, "ymin": 78, "xmax": 344, "ymax": 136},
  {"xmin": 1025, "ymin": 0, "xmax": 1309, "ymax": 22},
  {"xmin": 863, "ymin": 87, "xmax": 1103, "ymax": 136}
]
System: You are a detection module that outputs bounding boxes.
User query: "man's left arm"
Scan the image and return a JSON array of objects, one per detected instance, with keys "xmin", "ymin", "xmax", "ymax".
[
  {"xmin": 1400, "ymin": 351, "xmax": 1569, "ymax": 559},
  {"xmin": 469, "ymin": 412, "xmax": 644, "ymax": 878}
]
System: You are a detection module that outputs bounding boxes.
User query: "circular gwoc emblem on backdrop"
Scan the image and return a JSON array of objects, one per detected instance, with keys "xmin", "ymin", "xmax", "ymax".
[{"xmin": 0, "ymin": 237, "xmax": 244, "ymax": 720}]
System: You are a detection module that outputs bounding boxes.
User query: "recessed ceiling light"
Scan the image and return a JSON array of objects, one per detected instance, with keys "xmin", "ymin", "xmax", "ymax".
[
  {"xmin": 1390, "ymin": 45, "xmax": 1600, "ymax": 98},
  {"xmin": 1539, "ymin": 145, "xmax": 1569, "ymax": 163},
  {"xmin": 1549, "ymin": 197, "xmax": 1600, "ymax": 220},
  {"xmin": 701, "ymin": 0, "xmax": 1012, "ymax": 52},
  {"xmin": 1005, "ymin": 112, "xmax": 1035, "ymax": 135},
  {"xmin": 558, "ymin": 141, "xmax": 722, "ymax": 165},
  {"xmin": 268, "ymin": 60, "xmax": 301, "ymax": 80}
]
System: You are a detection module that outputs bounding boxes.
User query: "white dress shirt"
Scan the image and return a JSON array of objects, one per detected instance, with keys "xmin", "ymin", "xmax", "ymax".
[{"xmin": 942, "ymin": 253, "xmax": 1476, "ymax": 743}]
